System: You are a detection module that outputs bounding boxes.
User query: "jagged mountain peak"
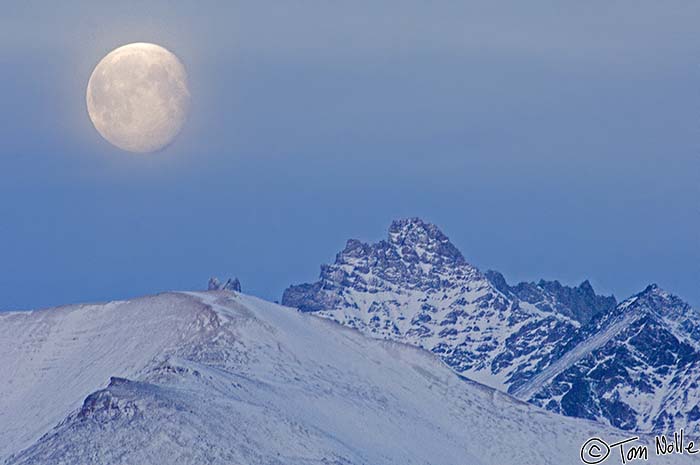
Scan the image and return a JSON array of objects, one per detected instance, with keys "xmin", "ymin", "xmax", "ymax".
[
  {"xmin": 631, "ymin": 283, "xmax": 687, "ymax": 303},
  {"xmin": 333, "ymin": 218, "xmax": 466, "ymax": 271},
  {"xmin": 619, "ymin": 283, "xmax": 692, "ymax": 318},
  {"xmin": 388, "ymin": 217, "xmax": 444, "ymax": 242},
  {"xmin": 485, "ymin": 271, "xmax": 616, "ymax": 325},
  {"xmin": 386, "ymin": 217, "xmax": 465, "ymax": 264},
  {"xmin": 633, "ymin": 283, "xmax": 664, "ymax": 300},
  {"xmin": 321, "ymin": 218, "xmax": 480, "ymax": 294},
  {"xmin": 284, "ymin": 219, "xmax": 486, "ymax": 313},
  {"xmin": 537, "ymin": 278, "xmax": 593, "ymax": 294}
]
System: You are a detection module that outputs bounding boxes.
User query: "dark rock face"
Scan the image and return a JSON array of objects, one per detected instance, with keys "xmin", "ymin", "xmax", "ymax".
[
  {"xmin": 208, "ymin": 277, "xmax": 241, "ymax": 292},
  {"xmin": 207, "ymin": 277, "xmax": 221, "ymax": 291},
  {"xmin": 529, "ymin": 285, "xmax": 700, "ymax": 433},
  {"xmin": 282, "ymin": 282, "xmax": 335, "ymax": 313},
  {"xmin": 282, "ymin": 218, "xmax": 699, "ymax": 434},
  {"xmin": 78, "ymin": 378, "xmax": 145, "ymax": 424},
  {"xmin": 485, "ymin": 271, "xmax": 616, "ymax": 325}
]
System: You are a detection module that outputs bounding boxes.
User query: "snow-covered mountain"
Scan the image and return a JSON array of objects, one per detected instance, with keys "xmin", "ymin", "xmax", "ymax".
[
  {"xmin": 526, "ymin": 285, "xmax": 700, "ymax": 434},
  {"xmin": 282, "ymin": 218, "xmax": 611, "ymax": 393},
  {"xmin": 282, "ymin": 218, "xmax": 699, "ymax": 434},
  {"xmin": 0, "ymin": 291, "xmax": 646, "ymax": 465}
]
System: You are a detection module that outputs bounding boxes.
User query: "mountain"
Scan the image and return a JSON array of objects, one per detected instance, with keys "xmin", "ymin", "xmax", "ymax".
[
  {"xmin": 0, "ymin": 291, "xmax": 641, "ymax": 465},
  {"xmin": 282, "ymin": 218, "xmax": 612, "ymax": 393},
  {"xmin": 525, "ymin": 284, "xmax": 700, "ymax": 434},
  {"xmin": 282, "ymin": 218, "xmax": 698, "ymax": 434}
]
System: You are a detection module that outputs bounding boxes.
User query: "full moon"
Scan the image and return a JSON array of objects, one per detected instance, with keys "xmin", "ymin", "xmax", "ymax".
[{"xmin": 86, "ymin": 43, "xmax": 190, "ymax": 153}]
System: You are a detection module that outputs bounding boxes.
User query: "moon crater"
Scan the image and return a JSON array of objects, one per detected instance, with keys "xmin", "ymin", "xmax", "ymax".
[{"xmin": 86, "ymin": 43, "xmax": 190, "ymax": 153}]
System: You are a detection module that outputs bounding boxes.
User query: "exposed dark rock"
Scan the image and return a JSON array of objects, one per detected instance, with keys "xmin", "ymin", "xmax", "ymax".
[{"xmin": 208, "ymin": 276, "xmax": 241, "ymax": 292}]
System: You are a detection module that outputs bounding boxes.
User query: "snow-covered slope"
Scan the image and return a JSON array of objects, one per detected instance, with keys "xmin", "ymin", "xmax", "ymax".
[
  {"xmin": 0, "ymin": 291, "xmax": 658, "ymax": 465},
  {"xmin": 0, "ymin": 294, "xmax": 211, "ymax": 460}
]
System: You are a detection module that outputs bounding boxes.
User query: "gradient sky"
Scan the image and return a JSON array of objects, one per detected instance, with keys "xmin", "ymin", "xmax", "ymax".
[{"xmin": 1, "ymin": 1, "xmax": 698, "ymax": 310}]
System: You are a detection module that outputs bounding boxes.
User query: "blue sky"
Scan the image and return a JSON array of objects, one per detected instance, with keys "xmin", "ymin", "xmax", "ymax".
[{"xmin": 1, "ymin": 1, "xmax": 698, "ymax": 309}]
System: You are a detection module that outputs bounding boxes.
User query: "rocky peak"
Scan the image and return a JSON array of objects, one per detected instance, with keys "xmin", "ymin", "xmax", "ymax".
[
  {"xmin": 622, "ymin": 284, "xmax": 676, "ymax": 311},
  {"xmin": 207, "ymin": 277, "xmax": 242, "ymax": 292},
  {"xmin": 386, "ymin": 218, "xmax": 465, "ymax": 266},
  {"xmin": 537, "ymin": 279, "xmax": 616, "ymax": 322},
  {"xmin": 620, "ymin": 284, "xmax": 694, "ymax": 322},
  {"xmin": 485, "ymin": 271, "xmax": 616, "ymax": 325},
  {"xmin": 322, "ymin": 218, "xmax": 479, "ymax": 294},
  {"xmin": 332, "ymin": 218, "xmax": 468, "ymax": 273},
  {"xmin": 638, "ymin": 283, "xmax": 669, "ymax": 301},
  {"xmin": 283, "ymin": 218, "xmax": 485, "ymax": 311},
  {"xmin": 207, "ymin": 277, "xmax": 221, "ymax": 290}
]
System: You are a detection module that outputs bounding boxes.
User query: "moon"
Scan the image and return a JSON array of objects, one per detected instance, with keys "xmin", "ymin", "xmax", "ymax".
[{"xmin": 86, "ymin": 43, "xmax": 190, "ymax": 153}]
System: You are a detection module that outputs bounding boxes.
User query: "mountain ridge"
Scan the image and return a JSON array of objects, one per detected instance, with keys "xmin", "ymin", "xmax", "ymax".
[{"xmin": 282, "ymin": 217, "xmax": 697, "ymax": 434}]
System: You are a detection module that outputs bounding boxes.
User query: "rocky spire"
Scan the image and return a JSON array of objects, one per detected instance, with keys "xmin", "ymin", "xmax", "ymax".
[{"xmin": 208, "ymin": 277, "xmax": 242, "ymax": 292}]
